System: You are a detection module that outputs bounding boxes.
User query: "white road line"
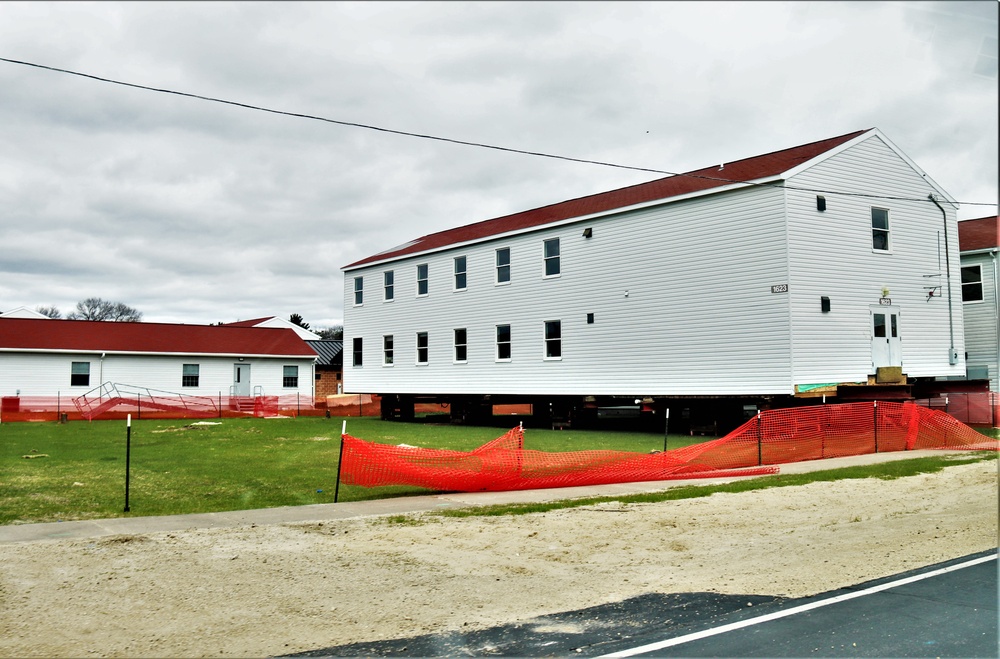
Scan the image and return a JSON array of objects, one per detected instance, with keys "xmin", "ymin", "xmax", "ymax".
[{"xmin": 599, "ymin": 553, "xmax": 997, "ymax": 658}]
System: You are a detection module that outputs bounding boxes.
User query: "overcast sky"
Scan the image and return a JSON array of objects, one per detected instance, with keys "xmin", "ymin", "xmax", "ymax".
[{"xmin": 1, "ymin": 1, "xmax": 996, "ymax": 329}]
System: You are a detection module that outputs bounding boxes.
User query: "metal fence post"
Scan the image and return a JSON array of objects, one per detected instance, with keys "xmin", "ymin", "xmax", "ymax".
[
  {"xmin": 873, "ymin": 400, "xmax": 878, "ymax": 453},
  {"xmin": 334, "ymin": 420, "xmax": 347, "ymax": 503},
  {"xmin": 756, "ymin": 411, "xmax": 763, "ymax": 466}
]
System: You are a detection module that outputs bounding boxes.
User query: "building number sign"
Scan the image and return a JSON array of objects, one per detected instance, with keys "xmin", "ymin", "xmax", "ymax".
[{"xmin": 770, "ymin": 284, "xmax": 789, "ymax": 293}]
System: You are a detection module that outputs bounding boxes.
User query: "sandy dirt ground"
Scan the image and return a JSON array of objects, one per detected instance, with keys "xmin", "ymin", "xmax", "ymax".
[{"xmin": 0, "ymin": 458, "xmax": 996, "ymax": 658}]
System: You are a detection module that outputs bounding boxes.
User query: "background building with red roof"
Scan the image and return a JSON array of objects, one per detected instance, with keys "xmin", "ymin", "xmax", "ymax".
[
  {"xmin": 958, "ymin": 216, "xmax": 999, "ymax": 391},
  {"xmin": 342, "ymin": 128, "xmax": 975, "ymax": 432},
  {"xmin": 0, "ymin": 317, "xmax": 318, "ymax": 406}
]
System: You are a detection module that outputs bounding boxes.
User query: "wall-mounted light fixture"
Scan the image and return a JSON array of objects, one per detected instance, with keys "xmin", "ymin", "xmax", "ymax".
[
  {"xmin": 821, "ymin": 296, "xmax": 831, "ymax": 313},
  {"xmin": 238, "ymin": 357, "xmax": 245, "ymax": 362},
  {"xmin": 582, "ymin": 227, "xmax": 593, "ymax": 238},
  {"xmin": 816, "ymin": 196, "xmax": 826, "ymax": 211}
]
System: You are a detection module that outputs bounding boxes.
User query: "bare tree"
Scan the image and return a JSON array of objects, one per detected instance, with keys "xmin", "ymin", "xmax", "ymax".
[
  {"xmin": 35, "ymin": 305, "xmax": 62, "ymax": 319},
  {"xmin": 67, "ymin": 298, "xmax": 143, "ymax": 322},
  {"xmin": 315, "ymin": 325, "xmax": 343, "ymax": 340}
]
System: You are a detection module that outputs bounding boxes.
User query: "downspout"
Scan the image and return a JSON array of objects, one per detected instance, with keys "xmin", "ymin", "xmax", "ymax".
[
  {"xmin": 928, "ymin": 195, "xmax": 958, "ymax": 365},
  {"xmin": 994, "ymin": 248, "xmax": 999, "ymax": 391}
]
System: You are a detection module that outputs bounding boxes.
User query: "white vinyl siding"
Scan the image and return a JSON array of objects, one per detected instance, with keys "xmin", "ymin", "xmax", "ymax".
[
  {"xmin": 342, "ymin": 133, "xmax": 966, "ymax": 397},
  {"xmin": 785, "ymin": 133, "xmax": 965, "ymax": 386},
  {"xmin": 343, "ymin": 184, "xmax": 792, "ymax": 396}
]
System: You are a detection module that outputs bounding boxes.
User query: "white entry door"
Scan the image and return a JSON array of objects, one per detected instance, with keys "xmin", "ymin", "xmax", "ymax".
[
  {"xmin": 233, "ymin": 363, "xmax": 251, "ymax": 396},
  {"xmin": 870, "ymin": 307, "xmax": 901, "ymax": 368}
]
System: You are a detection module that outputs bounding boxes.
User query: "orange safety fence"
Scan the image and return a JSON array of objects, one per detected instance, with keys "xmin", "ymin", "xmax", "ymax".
[
  {"xmin": 0, "ymin": 392, "xmax": 383, "ymax": 421},
  {"xmin": 339, "ymin": 402, "xmax": 998, "ymax": 493}
]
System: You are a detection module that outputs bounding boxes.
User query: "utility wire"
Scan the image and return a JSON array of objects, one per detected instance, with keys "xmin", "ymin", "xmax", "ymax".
[{"xmin": 2, "ymin": 56, "xmax": 996, "ymax": 209}]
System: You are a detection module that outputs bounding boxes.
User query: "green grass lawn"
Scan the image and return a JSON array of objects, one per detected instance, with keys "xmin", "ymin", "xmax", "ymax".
[{"xmin": 0, "ymin": 416, "xmax": 707, "ymax": 524}]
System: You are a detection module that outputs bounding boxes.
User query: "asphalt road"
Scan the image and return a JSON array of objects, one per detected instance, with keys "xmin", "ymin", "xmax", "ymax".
[{"xmin": 287, "ymin": 550, "xmax": 998, "ymax": 658}]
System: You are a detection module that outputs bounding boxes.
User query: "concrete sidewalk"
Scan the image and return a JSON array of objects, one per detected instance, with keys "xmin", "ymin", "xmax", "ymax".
[{"xmin": 0, "ymin": 449, "xmax": 975, "ymax": 545}]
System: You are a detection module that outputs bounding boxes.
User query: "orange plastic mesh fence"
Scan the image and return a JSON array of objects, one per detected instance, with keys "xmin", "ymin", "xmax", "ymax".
[
  {"xmin": 339, "ymin": 402, "xmax": 997, "ymax": 493},
  {"xmin": 340, "ymin": 426, "xmax": 779, "ymax": 492}
]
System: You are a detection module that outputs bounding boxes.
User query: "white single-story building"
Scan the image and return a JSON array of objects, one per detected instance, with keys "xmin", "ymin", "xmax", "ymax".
[
  {"xmin": 0, "ymin": 317, "xmax": 318, "ymax": 403},
  {"xmin": 342, "ymin": 128, "xmax": 966, "ymax": 426}
]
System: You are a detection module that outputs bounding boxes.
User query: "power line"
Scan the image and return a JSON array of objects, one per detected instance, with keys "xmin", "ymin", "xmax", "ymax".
[{"xmin": 1, "ymin": 56, "xmax": 996, "ymax": 209}]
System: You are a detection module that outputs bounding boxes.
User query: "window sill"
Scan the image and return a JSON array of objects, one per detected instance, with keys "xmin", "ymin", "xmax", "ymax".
[
  {"xmin": 495, "ymin": 358, "xmax": 512, "ymax": 363},
  {"xmin": 542, "ymin": 274, "xmax": 562, "ymax": 280},
  {"xmin": 495, "ymin": 281, "xmax": 511, "ymax": 287},
  {"xmin": 543, "ymin": 357, "xmax": 563, "ymax": 361}
]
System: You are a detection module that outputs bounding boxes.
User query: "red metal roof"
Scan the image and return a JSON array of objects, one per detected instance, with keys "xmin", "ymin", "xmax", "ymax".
[
  {"xmin": 344, "ymin": 129, "xmax": 871, "ymax": 269},
  {"xmin": 0, "ymin": 318, "xmax": 317, "ymax": 357},
  {"xmin": 958, "ymin": 216, "xmax": 1000, "ymax": 251}
]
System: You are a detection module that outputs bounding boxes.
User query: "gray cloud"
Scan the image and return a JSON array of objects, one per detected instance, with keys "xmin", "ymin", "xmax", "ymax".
[{"xmin": 0, "ymin": 1, "xmax": 995, "ymax": 328}]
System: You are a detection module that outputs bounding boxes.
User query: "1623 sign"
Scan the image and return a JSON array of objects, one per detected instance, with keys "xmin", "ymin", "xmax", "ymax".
[{"xmin": 771, "ymin": 284, "xmax": 789, "ymax": 294}]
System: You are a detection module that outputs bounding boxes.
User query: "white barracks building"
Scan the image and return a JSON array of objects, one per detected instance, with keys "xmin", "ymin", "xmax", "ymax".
[{"xmin": 342, "ymin": 129, "xmax": 967, "ymax": 431}]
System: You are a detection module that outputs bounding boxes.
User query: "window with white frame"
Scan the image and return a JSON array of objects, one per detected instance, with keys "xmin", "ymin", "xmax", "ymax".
[
  {"xmin": 352, "ymin": 337, "xmax": 363, "ymax": 367},
  {"xmin": 182, "ymin": 363, "xmax": 200, "ymax": 387},
  {"xmin": 871, "ymin": 208, "xmax": 890, "ymax": 251},
  {"xmin": 383, "ymin": 270, "xmax": 394, "ymax": 301},
  {"xmin": 416, "ymin": 332, "xmax": 429, "ymax": 364},
  {"xmin": 383, "ymin": 335, "xmax": 394, "ymax": 365},
  {"xmin": 544, "ymin": 320, "xmax": 562, "ymax": 359},
  {"xmin": 416, "ymin": 263, "xmax": 429, "ymax": 296},
  {"xmin": 543, "ymin": 238, "xmax": 560, "ymax": 276},
  {"xmin": 496, "ymin": 247, "xmax": 511, "ymax": 284},
  {"xmin": 496, "ymin": 324, "xmax": 511, "ymax": 361},
  {"xmin": 283, "ymin": 365, "xmax": 299, "ymax": 388},
  {"xmin": 454, "ymin": 256, "xmax": 467, "ymax": 290},
  {"xmin": 454, "ymin": 328, "xmax": 468, "ymax": 362},
  {"xmin": 71, "ymin": 361, "xmax": 90, "ymax": 387},
  {"xmin": 962, "ymin": 265, "xmax": 983, "ymax": 302},
  {"xmin": 354, "ymin": 276, "xmax": 364, "ymax": 305}
]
